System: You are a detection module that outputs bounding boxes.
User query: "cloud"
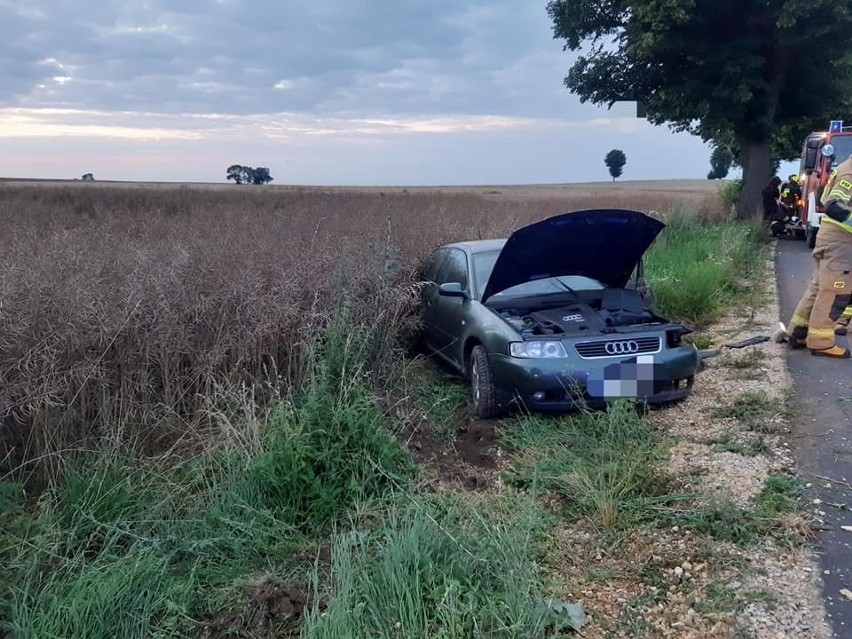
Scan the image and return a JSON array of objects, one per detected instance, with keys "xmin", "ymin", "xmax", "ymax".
[
  {"xmin": 0, "ymin": 0, "xmax": 580, "ymax": 119},
  {"xmin": 0, "ymin": 106, "xmax": 649, "ymax": 144},
  {"xmin": 0, "ymin": 0, "xmax": 716, "ymax": 184},
  {"xmin": 0, "ymin": 102, "xmax": 713, "ymax": 186}
]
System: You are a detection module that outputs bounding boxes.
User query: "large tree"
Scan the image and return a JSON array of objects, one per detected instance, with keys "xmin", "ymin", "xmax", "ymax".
[{"xmin": 547, "ymin": 0, "xmax": 852, "ymax": 217}]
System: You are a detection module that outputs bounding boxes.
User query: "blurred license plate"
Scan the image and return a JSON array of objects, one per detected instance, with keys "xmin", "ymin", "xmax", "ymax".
[{"xmin": 587, "ymin": 355, "xmax": 658, "ymax": 398}]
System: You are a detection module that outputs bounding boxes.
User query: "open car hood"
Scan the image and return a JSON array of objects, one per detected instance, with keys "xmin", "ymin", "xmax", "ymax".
[{"xmin": 481, "ymin": 209, "xmax": 665, "ymax": 303}]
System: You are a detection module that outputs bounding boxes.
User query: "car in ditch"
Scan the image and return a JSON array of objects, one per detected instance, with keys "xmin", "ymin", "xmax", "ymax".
[{"xmin": 418, "ymin": 209, "xmax": 700, "ymax": 418}]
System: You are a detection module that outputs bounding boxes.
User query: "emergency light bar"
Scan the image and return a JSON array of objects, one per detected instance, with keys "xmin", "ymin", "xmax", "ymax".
[{"xmin": 830, "ymin": 120, "xmax": 844, "ymax": 132}]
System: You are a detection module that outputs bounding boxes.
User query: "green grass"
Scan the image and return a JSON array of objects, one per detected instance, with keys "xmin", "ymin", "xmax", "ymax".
[
  {"xmin": 694, "ymin": 580, "xmax": 779, "ymax": 615},
  {"xmin": 722, "ymin": 349, "xmax": 767, "ymax": 370},
  {"xmin": 753, "ymin": 474, "xmax": 807, "ymax": 516},
  {"xmin": 694, "ymin": 580, "xmax": 739, "ymax": 614},
  {"xmin": 684, "ymin": 333, "xmax": 715, "ymax": 350},
  {"xmin": 710, "ymin": 433, "xmax": 771, "ymax": 457},
  {"xmin": 585, "ymin": 567, "xmax": 622, "ymax": 584},
  {"xmin": 661, "ymin": 474, "xmax": 807, "ymax": 548},
  {"xmin": 301, "ymin": 494, "xmax": 584, "ymax": 639},
  {"xmin": 251, "ymin": 372, "xmax": 414, "ymax": 533},
  {"xmin": 404, "ymin": 359, "xmax": 471, "ymax": 441},
  {"xmin": 1, "ymin": 346, "xmax": 415, "ymax": 638},
  {"xmin": 644, "ymin": 211, "xmax": 769, "ymax": 327},
  {"xmin": 711, "ymin": 434, "xmax": 751, "ymax": 456},
  {"xmin": 713, "ymin": 391, "xmax": 783, "ymax": 433},
  {"xmin": 661, "ymin": 501, "xmax": 771, "ymax": 547},
  {"xmin": 500, "ymin": 401, "xmax": 679, "ymax": 531}
]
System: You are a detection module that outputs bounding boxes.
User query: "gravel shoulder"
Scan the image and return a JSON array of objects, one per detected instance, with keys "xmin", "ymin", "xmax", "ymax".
[{"xmin": 648, "ymin": 251, "xmax": 832, "ymax": 638}]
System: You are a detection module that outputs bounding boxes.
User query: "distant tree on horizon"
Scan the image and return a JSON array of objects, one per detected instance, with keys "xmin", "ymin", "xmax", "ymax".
[
  {"xmin": 251, "ymin": 167, "xmax": 273, "ymax": 185},
  {"xmin": 226, "ymin": 165, "xmax": 273, "ymax": 185},
  {"xmin": 604, "ymin": 149, "xmax": 626, "ymax": 182}
]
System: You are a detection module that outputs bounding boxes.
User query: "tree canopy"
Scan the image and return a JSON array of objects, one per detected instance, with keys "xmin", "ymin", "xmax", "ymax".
[
  {"xmin": 707, "ymin": 146, "xmax": 733, "ymax": 180},
  {"xmin": 547, "ymin": 0, "xmax": 852, "ymax": 216},
  {"xmin": 226, "ymin": 165, "xmax": 274, "ymax": 185},
  {"xmin": 605, "ymin": 149, "xmax": 626, "ymax": 181}
]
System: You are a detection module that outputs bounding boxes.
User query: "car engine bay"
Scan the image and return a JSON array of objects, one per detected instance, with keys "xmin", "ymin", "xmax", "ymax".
[{"xmin": 495, "ymin": 289, "xmax": 671, "ymax": 336}]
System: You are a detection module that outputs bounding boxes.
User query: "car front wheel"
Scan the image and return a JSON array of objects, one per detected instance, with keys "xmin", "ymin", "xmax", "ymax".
[{"xmin": 469, "ymin": 345, "xmax": 502, "ymax": 419}]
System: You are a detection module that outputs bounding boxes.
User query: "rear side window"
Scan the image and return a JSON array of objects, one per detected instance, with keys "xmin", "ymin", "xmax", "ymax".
[
  {"xmin": 436, "ymin": 248, "xmax": 468, "ymax": 289},
  {"xmin": 422, "ymin": 249, "xmax": 446, "ymax": 282}
]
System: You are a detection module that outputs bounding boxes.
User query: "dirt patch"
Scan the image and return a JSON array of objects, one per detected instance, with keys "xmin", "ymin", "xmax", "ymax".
[
  {"xmin": 197, "ymin": 578, "xmax": 310, "ymax": 639},
  {"xmin": 455, "ymin": 420, "xmax": 498, "ymax": 468},
  {"xmin": 399, "ymin": 412, "xmax": 502, "ymax": 491}
]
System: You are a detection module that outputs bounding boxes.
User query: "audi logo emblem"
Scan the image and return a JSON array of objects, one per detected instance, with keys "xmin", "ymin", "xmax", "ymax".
[{"xmin": 604, "ymin": 340, "xmax": 639, "ymax": 355}]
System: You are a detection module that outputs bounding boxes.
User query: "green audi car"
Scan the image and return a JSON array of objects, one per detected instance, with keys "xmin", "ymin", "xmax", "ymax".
[{"xmin": 419, "ymin": 209, "xmax": 700, "ymax": 418}]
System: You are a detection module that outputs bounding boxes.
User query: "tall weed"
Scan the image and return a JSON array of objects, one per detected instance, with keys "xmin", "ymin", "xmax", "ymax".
[
  {"xmin": 248, "ymin": 365, "xmax": 413, "ymax": 532},
  {"xmin": 501, "ymin": 401, "xmax": 673, "ymax": 530},
  {"xmin": 302, "ymin": 495, "xmax": 573, "ymax": 639},
  {"xmin": 644, "ymin": 211, "xmax": 768, "ymax": 326},
  {"xmin": 1, "ymin": 322, "xmax": 413, "ymax": 637}
]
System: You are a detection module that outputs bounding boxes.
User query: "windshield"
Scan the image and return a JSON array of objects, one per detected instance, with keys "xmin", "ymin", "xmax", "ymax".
[
  {"xmin": 473, "ymin": 250, "xmax": 604, "ymax": 300},
  {"xmin": 829, "ymin": 135, "xmax": 852, "ymax": 168}
]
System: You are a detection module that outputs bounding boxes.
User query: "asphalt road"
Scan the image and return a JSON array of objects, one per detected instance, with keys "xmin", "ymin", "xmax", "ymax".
[{"xmin": 776, "ymin": 239, "xmax": 852, "ymax": 638}]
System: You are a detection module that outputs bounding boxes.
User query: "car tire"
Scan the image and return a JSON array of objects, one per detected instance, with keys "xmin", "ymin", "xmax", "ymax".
[
  {"xmin": 469, "ymin": 345, "xmax": 502, "ymax": 419},
  {"xmin": 806, "ymin": 226, "xmax": 817, "ymax": 249}
]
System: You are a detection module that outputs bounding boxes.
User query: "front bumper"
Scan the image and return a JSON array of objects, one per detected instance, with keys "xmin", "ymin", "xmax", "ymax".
[{"xmin": 489, "ymin": 346, "xmax": 700, "ymax": 412}]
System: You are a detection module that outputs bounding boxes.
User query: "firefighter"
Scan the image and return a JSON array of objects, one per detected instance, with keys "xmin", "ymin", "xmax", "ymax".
[
  {"xmin": 773, "ymin": 156, "xmax": 852, "ymax": 357},
  {"xmin": 780, "ymin": 174, "xmax": 803, "ymax": 210},
  {"xmin": 835, "ymin": 307, "xmax": 852, "ymax": 335},
  {"xmin": 769, "ymin": 175, "xmax": 803, "ymax": 237},
  {"xmin": 761, "ymin": 176, "xmax": 782, "ymax": 226}
]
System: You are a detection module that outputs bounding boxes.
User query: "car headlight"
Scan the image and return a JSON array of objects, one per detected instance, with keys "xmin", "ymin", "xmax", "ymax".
[{"xmin": 509, "ymin": 341, "xmax": 568, "ymax": 358}]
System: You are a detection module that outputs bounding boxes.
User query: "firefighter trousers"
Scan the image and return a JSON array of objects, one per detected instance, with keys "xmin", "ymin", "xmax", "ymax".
[
  {"xmin": 787, "ymin": 222, "xmax": 852, "ymax": 351},
  {"xmin": 837, "ymin": 305, "xmax": 852, "ymax": 328}
]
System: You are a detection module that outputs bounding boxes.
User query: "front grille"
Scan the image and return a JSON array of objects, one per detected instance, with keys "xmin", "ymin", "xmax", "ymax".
[{"xmin": 574, "ymin": 336, "xmax": 661, "ymax": 359}]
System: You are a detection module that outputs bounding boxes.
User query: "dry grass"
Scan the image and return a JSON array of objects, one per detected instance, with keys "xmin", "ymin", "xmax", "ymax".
[{"xmin": 0, "ymin": 182, "xmax": 723, "ymax": 479}]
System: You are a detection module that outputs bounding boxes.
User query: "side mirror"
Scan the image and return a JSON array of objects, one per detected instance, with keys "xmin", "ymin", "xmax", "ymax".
[
  {"xmin": 804, "ymin": 148, "xmax": 818, "ymax": 170},
  {"xmin": 821, "ymin": 144, "xmax": 836, "ymax": 158},
  {"xmin": 438, "ymin": 282, "xmax": 467, "ymax": 298}
]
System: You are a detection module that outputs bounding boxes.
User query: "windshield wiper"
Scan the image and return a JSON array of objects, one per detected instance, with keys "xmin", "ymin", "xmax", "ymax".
[{"xmin": 552, "ymin": 279, "xmax": 579, "ymax": 297}]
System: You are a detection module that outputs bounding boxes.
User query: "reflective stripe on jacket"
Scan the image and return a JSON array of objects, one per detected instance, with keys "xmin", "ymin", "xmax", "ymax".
[{"xmin": 820, "ymin": 157, "xmax": 852, "ymax": 233}]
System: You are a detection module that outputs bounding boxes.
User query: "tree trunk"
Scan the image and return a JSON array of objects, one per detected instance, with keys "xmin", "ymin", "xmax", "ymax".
[{"xmin": 737, "ymin": 138, "xmax": 772, "ymax": 219}]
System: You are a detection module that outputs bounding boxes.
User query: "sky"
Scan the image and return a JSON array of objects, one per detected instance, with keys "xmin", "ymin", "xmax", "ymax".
[{"xmin": 0, "ymin": 0, "xmax": 726, "ymax": 186}]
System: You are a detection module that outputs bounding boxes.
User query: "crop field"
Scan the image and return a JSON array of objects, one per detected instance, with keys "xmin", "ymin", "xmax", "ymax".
[
  {"xmin": 0, "ymin": 179, "xmax": 724, "ymax": 472},
  {"xmin": 1, "ymin": 179, "xmax": 811, "ymax": 639}
]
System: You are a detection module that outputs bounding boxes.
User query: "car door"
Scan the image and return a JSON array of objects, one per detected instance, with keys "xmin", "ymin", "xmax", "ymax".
[
  {"xmin": 420, "ymin": 248, "xmax": 447, "ymax": 352},
  {"xmin": 428, "ymin": 248, "xmax": 471, "ymax": 368}
]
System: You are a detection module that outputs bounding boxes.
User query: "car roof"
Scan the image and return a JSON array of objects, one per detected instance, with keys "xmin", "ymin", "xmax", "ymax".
[{"xmin": 440, "ymin": 239, "xmax": 506, "ymax": 254}]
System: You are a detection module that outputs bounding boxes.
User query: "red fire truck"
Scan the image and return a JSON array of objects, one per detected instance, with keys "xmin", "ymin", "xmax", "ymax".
[{"xmin": 798, "ymin": 120, "xmax": 852, "ymax": 248}]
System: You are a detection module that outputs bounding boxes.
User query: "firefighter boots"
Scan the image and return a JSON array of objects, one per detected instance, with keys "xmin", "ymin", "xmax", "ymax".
[
  {"xmin": 811, "ymin": 345, "xmax": 851, "ymax": 358},
  {"xmin": 772, "ymin": 323, "xmax": 808, "ymax": 349}
]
